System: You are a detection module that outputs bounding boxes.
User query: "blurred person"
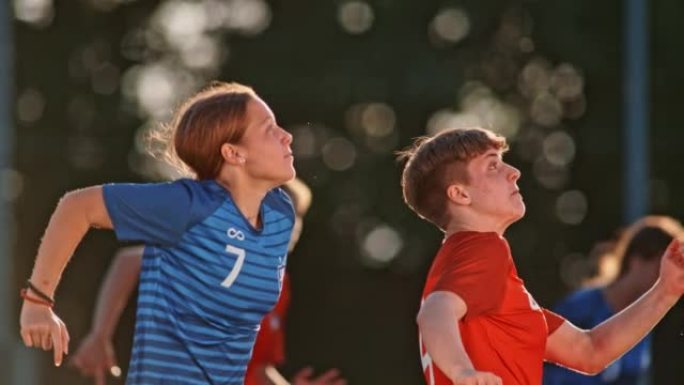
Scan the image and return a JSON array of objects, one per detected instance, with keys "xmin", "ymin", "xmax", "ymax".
[
  {"xmin": 19, "ymin": 82, "xmax": 298, "ymax": 385},
  {"xmin": 543, "ymin": 216, "xmax": 684, "ymax": 385},
  {"xmin": 69, "ymin": 179, "xmax": 346, "ymax": 385},
  {"xmin": 397, "ymin": 127, "xmax": 684, "ymax": 385}
]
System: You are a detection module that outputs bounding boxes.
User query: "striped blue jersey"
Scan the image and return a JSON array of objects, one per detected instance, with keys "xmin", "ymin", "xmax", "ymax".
[{"xmin": 102, "ymin": 179, "xmax": 294, "ymax": 385}]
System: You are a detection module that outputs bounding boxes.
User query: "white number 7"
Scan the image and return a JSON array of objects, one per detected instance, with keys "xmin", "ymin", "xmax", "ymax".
[{"xmin": 221, "ymin": 245, "xmax": 246, "ymax": 288}]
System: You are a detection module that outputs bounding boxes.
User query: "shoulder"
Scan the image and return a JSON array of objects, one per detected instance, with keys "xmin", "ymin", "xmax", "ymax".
[{"xmin": 264, "ymin": 187, "xmax": 295, "ymax": 219}]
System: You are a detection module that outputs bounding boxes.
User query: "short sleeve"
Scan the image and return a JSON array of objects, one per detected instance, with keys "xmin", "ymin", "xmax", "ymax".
[
  {"xmin": 543, "ymin": 308, "xmax": 566, "ymax": 335},
  {"xmin": 432, "ymin": 234, "xmax": 509, "ymax": 317},
  {"xmin": 102, "ymin": 179, "xmax": 219, "ymax": 246}
]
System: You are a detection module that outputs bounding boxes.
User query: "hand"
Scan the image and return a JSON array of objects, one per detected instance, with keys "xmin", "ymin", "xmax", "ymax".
[
  {"xmin": 291, "ymin": 367, "xmax": 347, "ymax": 385},
  {"xmin": 19, "ymin": 301, "xmax": 70, "ymax": 367},
  {"xmin": 450, "ymin": 368, "xmax": 502, "ymax": 385},
  {"xmin": 658, "ymin": 239, "xmax": 684, "ymax": 297},
  {"xmin": 69, "ymin": 332, "xmax": 119, "ymax": 385}
]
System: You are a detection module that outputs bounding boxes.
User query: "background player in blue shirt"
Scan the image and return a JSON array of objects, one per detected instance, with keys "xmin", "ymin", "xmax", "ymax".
[
  {"xmin": 19, "ymin": 82, "xmax": 297, "ymax": 385},
  {"xmin": 543, "ymin": 216, "xmax": 684, "ymax": 385}
]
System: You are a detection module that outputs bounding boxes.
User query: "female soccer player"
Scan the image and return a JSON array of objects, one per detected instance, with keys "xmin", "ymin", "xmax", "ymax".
[{"xmin": 19, "ymin": 82, "xmax": 296, "ymax": 385}]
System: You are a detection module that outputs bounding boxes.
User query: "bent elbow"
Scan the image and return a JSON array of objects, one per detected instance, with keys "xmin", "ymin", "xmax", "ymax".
[
  {"xmin": 573, "ymin": 351, "xmax": 610, "ymax": 375},
  {"xmin": 416, "ymin": 306, "xmax": 428, "ymax": 328}
]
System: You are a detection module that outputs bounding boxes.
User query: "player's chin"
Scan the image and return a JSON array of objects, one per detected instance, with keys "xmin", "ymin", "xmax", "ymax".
[
  {"xmin": 512, "ymin": 202, "xmax": 526, "ymax": 220},
  {"xmin": 274, "ymin": 166, "xmax": 296, "ymax": 185}
]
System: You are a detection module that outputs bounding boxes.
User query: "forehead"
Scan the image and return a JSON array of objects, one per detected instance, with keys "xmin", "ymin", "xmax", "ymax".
[
  {"xmin": 470, "ymin": 148, "xmax": 503, "ymax": 163},
  {"xmin": 246, "ymin": 96, "xmax": 275, "ymax": 122}
]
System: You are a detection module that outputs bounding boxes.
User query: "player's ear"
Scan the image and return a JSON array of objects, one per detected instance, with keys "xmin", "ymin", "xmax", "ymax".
[
  {"xmin": 446, "ymin": 184, "xmax": 470, "ymax": 206},
  {"xmin": 221, "ymin": 143, "xmax": 245, "ymax": 166}
]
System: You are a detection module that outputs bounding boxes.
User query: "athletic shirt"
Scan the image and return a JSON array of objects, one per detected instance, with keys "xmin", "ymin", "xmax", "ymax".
[
  {"xmin": 543, "ymin": 288, "xmax": 651, "ymax": 385},
  {"xmin": 102, "ymin": 179, "xmax": 294, "ymax": 385},
  {"xmin": 244, "ymin": 274, "xmax": 291, "ymax": 385},
  {"xmin": 420, "ymin": 231, "xmax": 565, "ymax": 385}
]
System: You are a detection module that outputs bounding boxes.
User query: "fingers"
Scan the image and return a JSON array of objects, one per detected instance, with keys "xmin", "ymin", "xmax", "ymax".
[
  {"xmin": 52, "ymin": 324, "xmax": 64, "ymax": 366},
  {"xmin": 60, "ymin": 320, "xmax": 70, "ymax": 355},
  {"xmin": 20, "ymin": 329, "xmax": 32, "ymax": 347},
  {"xmin": 42, "ymin": 329, "xmax": 53, "ymax": 350},
  {"xmin": 29, "ymin": 330, "xmax": 42, "ymax": 348}
]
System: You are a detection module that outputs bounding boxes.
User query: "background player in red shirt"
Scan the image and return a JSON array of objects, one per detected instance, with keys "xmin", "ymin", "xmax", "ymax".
[
  {"xmin": 398, "ymin": 127, "xmax": 684, "ymax": 385},
  {"xmin": 69, "ymin": 178, "xmax": 346, "ymax": 385}
]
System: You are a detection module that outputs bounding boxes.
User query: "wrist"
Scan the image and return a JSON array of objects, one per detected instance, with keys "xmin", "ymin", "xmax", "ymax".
[
  {"xmin": 651, "ymin": 279, "xmax": 680, "ymax": 308},
  {"xmin": 90, "ymin": 326, "xmax": 114, "ymax": 340},
  {"xmin": 20, "ymin": 288, "xmax": 54, "ymax": 308}
]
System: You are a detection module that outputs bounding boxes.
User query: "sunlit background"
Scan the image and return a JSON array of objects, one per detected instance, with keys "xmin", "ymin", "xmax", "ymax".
[{"xmin": 4, "ymin": 0, "xmax": 684, "ymax": 384}]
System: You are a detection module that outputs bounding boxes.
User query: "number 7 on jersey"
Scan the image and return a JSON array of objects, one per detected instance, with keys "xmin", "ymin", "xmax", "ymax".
[{"xmin": 221, "ymin": 245, "xmax": 246, "ymax": 288}]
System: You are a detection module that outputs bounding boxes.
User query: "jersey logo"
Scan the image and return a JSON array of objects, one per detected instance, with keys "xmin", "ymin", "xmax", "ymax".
[{"xmin": 227, "ymin": 227, "xmax": 245, "ymax": 240}]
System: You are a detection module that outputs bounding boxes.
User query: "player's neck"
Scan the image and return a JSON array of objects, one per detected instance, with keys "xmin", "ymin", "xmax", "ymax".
[
  {"xmin": 444, "ymin": 212, "xmax": 510, "ymax": 237},
  {"xmin": 215, "ymin": 176, "xmax": 269, "ymax": 229}
]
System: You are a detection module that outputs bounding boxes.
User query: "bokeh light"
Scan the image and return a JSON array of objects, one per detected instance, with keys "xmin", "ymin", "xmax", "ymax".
[
  {"xmin": 0, "ymin": 168, "xmax": 24, "ymax": 202},
  {"xmin": 17, "ymin": 88, "xmax": 45, "ymax": 125},
  {"xmin": 345, "ymin": 102, "xmax": 399, "ymax": 153},
  {"xmin": 530, "ymin": 92, "xmax": 563, "ymax": 127},
  {"xmin": 322, "ymin": 137, "xmax": 356, "ymax": 171},
  {"xmin": 533, "ymin": 156, "xmax": 569, "ymax": 190},
  {"xmin": 13, "ymin": 0, "xmax": 54, "ymax": 27},
  {"xmin": 361, "ymin": 224, "xmax": 403, "ymax": 266},
  {"xmin": 559, "ymin": 252, "xmax": 590, "ymax": 288},
  {"xmin": 555, "ymin": 190, "xmax": 588, "ymax": 225},
  {"xmin": 216, "ymin": 0, "xmax": 272, "ymax": 36},
  {"xmin": 551, "ymin": 63, "xmax": 584, "ymax": 102},
  {"xmin": 426, "ymin": 82, "xmax": 521, "ymax": 138},
  {"xmin": 429, "ymin": 7, "xmax": 471, "ymax": 46},
  {"xmin": 542, "ymin": 131, "xmax": 575, "ymax": 167},
  {"xmin": 337, "ymin": 1, "xmax": 374, "ymax": 35}
]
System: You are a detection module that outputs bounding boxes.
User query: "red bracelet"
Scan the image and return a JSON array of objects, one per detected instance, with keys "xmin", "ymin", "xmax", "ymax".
[
  {"xmin": 20, "ymin": 288, "xmax": 54, "ymax": 308},
  {"xmin": 26, "ymin": 280, "xmax": 55, "ymax": 305}
]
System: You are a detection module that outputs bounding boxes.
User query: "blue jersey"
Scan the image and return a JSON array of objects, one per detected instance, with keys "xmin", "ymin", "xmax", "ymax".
[
  {"xmin": 543, "ymin": 287, "xmax": 651, "ymax": 385},
  {"xmin": 103, "ymin": 179, "xmax": 294, "ymax": 385}
]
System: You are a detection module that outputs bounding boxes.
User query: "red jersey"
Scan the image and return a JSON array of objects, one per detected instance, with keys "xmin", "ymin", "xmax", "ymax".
[
  {"xmin": 420, "ymin": 232, "xmax": 565, "ymax": 385},
  {"xmin": 244, "ymin": 274, "xmax": 291, "ymax": 385}
]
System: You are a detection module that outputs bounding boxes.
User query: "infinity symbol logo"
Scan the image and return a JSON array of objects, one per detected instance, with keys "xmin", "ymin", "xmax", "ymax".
[{"xmin": 227, "ymin": 227, "xmax": 245, "ymax": 240}]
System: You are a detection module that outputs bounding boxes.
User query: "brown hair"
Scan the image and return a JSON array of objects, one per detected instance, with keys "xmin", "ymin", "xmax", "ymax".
[
  {"xmin": 615, "ymin": 216, "xmax": 684, "ymax": 277},
  {"xmin": 150, "ymin": 82, "xmax": 258, "ymax": 180},
  {"xmin": 398, "ymin": 127, "xmax": 508, "ymax": 230}
]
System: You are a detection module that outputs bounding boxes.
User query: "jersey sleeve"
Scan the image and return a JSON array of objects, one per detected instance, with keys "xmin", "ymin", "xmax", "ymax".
[
  {"xmin": 432, "ymin": 234, "xmax": 509, "ymax": 317},
  {"xmin": 543, "ymin": 308, "xmax": 566, "ymax": 335},
  {"xmin": 102, "ymin": 179, "xmax": 214, "ymax": 247}
]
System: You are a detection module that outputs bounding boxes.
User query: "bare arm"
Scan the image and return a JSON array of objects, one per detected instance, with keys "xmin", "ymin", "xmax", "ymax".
[
  {"xmin": 70, "ymin": 246, "xmax": 143, "ymax": 385},
  {"xmin": 19, "ymin": 186, "xmax": 112, "ymax": 366},
  {"xmin": 28, "ymin": 186, "xmax": 113, "ymax": 296},
  {"xmin": 417, "ymin": 291, "xmax": 501, "ymax": 385},
  {"xmin": 90, "ymin": 246, "xmax": 143, "ymax": 339},
  {"xmin": 546, "ymin": 240, "xmax": 684, "ymax": 374}
]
